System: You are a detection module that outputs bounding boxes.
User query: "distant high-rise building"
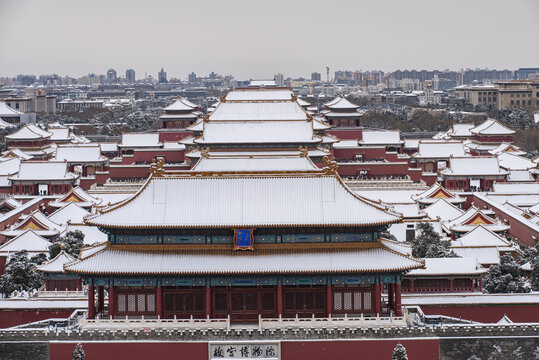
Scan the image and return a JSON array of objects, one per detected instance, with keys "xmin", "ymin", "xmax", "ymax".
[
  {"xmin": 209, "ymin": 72, "xmax": 217, "ymax": 80},
  {"xmin": 274, "ymin": 73, "xmax": 284, "ymax": 87},
  {"xmin": 126, "ymin": 69, "xmax": 136, "ymax": 84},
  {"xmin": 515, "ymin": 68, "xmax": 539, "ymax": 80},
  {"xmin": 106, "ymin": 68, "xmax": 117, "ymax": 84},
  {"xmin": 158, "ymin": 67, "xmax": 167, "ymax": 83},
  {"xmin": 188, "ymin": 72, "xmax": 197, "ymax": 84},
  {"xmin": 311, "ymin": 72, "xmax": 321, "ymax": 81}
]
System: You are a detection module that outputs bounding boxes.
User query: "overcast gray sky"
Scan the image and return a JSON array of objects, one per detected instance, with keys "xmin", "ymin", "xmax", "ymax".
[{"xmin": 1, "ymin": 0, "xmax": 538, "ymax": 80}]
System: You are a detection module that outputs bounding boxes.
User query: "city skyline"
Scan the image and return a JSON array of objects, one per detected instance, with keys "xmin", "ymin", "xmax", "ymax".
[{"xmin": 1, "ymin": 0, "xmax": 538, "ymax": 79}]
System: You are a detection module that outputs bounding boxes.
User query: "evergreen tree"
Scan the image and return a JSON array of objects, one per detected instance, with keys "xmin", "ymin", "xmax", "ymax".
[
  {"xmin": 483, "ymin": 255, "xmax": 530, "ymax": 293},
  {"xmin": 529, "ymin": 253, "xmax": 539, "ymax": 291},
  {"xmin": 410, "ymin": 223, "xmax": 458, "ymax": 258},
  {"xmin": 49, "ymin": 230, "xmax": 85, "ymax": 259},
  {"xmin": 72, "ymin": 343, "xmax": 84, "ymax": 360},
  {"xmin": 29, "ymin": 253, "xmax": 47, "ymax": 265},
  {"xmin": 0, "ymin": 250, "xmax": 44, "ymax": 296},
  {"xmin": 392, "ymin": 343, "xmax": 408, "ymax": 360}
]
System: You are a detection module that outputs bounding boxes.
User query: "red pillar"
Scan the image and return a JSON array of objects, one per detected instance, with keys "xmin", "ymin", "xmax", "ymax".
[
  {"xmin": 450, "ymin": 278, "xmax": 454, "ymax": 293},
  {"xmin": 374, "ymin": 283, "xmax": 381, "ymax": 316},
  {"xmin": 410, "ymin": 279, "xmax": 414, "ymax": 294},
  {"xmin": 326, "ymin": 284, "xmax": 332, "ymax": 317},
  {"xmin": 388, "ymin": 283, "xmax": 394, "ymax": 312},
  {"xmin": 277, "ymin": 285, "xmax": 283, "ymax": 317},
  {"xmin": 156, "ymin": 286, "xmax": 163, "ymax": 318},
  {"xmin": 108, "ymin": 286, "xmax": 115, "ymax": 318},
  {"xmin": 97, "ymin": 286, "xmax": 104, "ymax": 314},
  {"xmin": 87, "ymin": 285, "xmax": 95, "ymax": 319},
  {"xmin": 395, "ymin": 282, "xmax": 402, "ymax": 316},
  {"xmin": 205, "ymin": 286, "xmax": 212, "ymax": 318}
]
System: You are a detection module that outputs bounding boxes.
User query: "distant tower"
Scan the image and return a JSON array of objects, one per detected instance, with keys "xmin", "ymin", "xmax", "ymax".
[
  {"xmin": 188, "ymin": 72, "xmax": 197, "ymax": 84},
  {"xmin": 311, "ymin": 72, "xmax": 321, "ymax": 81},
  {"xmin": 158, "ymin": 68, "xmax": 167, "ymax": 83},
  {"xmin": 106, "ymin": 68, "xmax": 117, "ymax": 84},
  {"xmin": 274, "ymin": 73, "xmax": 284, "ymax": 87},
  {"xmin": 126, "ymin": 69, "xmax": 136, "ymax": 84}
]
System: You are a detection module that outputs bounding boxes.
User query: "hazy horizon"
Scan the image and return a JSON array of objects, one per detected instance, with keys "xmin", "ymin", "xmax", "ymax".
[{"xmin": 1, "ymin": 0, "xmax": 538, "ymax": 80}]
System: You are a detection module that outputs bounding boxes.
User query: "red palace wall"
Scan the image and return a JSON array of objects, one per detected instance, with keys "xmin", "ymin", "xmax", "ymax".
[
  {"xmin": 158, "ymin": 131, "xmax": 193, "ymax": 142},
  {"xmin": 334, "ymin": 147, "xmax": 387, "ymax": 161},
  {"xmin": 49, "ymin": 339, "xmax": 439, "ymax": 360},
  {"xmin": 472, "ymin": 194, "xmax": 539, "ymax": 247},
  {"xmin": 326, "ymin": 129, "xmax": 363, "ymax": 140},
  {"xmin": 419, "ymin": 304, "xmax": 539, "ymax": 323},
  {"xmin": 0, "ymin": 310, "xmax": 75, "ymax": 329}
]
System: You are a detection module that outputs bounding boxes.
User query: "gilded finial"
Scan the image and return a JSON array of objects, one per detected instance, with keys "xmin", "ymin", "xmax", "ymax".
[
  {"xmin": 291, "ymin": 94, "xmax": 297, "ymax": 102},
  {"xmin": 322, "ymin": 156, "xmax": 338, "ymax": 175},
  {"xmin": 150, "ymin": 157, "xmax": 165, "ymax": 177},
  {"xmin": 220, "ymin": 95, "xmax": 226, "ymax": 103},
  {"xmin": 298, "ymin": 146, "xmax": 308, "ymax": 158}
]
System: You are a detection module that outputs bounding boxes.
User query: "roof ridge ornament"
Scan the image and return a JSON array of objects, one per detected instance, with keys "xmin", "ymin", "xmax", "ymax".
[
  {"xmin": 291, "ymin": 94, "xmax": 297, "ymax": 102},
  {"xmin": 322, "ymin": 156, "xmax": 338, "ymax": 175},
  {"xmin": 201, "ymin": 147, "xmax": 210, "ymax": 159},
  {"xmin": 149, "ymin": 157, "xmax": 165, "ymax": 177},
  {"xmin": 298, "ymin": 146, "xmax": 308, "ymax": 158}
]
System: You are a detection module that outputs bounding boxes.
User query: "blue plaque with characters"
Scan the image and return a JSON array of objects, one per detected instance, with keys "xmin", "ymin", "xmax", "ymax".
[{"xmin": 234, "ymin": 229, "xmax": 254, "ymax": 250}]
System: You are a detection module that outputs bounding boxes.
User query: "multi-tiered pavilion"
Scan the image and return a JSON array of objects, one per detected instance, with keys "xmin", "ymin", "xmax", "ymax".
[{"xmin": 66, "ymin": 156, "xmax": 422, "ymax": 323}]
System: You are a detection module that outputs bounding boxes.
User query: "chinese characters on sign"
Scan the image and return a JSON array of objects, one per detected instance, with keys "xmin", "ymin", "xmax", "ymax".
[
  {"xmin": 234, "ymin": 229, "xmax": 254, "ymax": 250},
  {"xmin": 210, "ymin": 342, "xmax": 279, "ymax": 359}
]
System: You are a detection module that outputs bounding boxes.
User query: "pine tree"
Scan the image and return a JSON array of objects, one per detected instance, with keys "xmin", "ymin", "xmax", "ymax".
[
  {"xmin": 410, "ymin": 223, "xmax": 458, "ymax": 258},
  {"xmin": 49, "ymin": 230, "xmax": 85, "ymax": 259},
  {"xmin": 483, "ymin": 254, "xmax": 530, "ymax": 293},
  {"xmin": 530, "ymin": 254, "xmax": 539, "ymax": 291},
  {"xmin": 72, "ymin": 343, "xmax": 84, "ymax": 360},
  {"xmin": 0, "ymin": 250, "xmax": 44, "ymax": 296},
  {"xmin": 392, "ymin": 343, "xmax": 408, "ymax": 360}
]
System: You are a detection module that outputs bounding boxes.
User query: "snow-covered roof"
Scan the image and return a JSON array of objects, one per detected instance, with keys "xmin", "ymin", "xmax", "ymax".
[
  {"xmin": 444, "ymin": 206, "xmax": 509, "ymax": 234},
  {"xmin": 412, "ymin": 183, "xmax": 465, "ymax": 205},
  {"xmin": 407, "ymin": 257, "xmax": 486, "ymax": 276},
  {"xmin": 198, "ymin": 121, "xmax": 319, "ymax": 144},
  {"xmin": 450, "ymin": 225, "xmax": 514, "ymax": 250},
  {"xmin": 422, "ymin": 198, "xmax": 465, "ymax": 222},
  {"xmin": 450, "ymin": 123, "xmax": 475, "ymax": 137},
  {"xmin": 54, "ymin": 145, "xmax": 106, "ymax": 163},
  {"xmin": 119, "ymin": 133, "xmax": 162, "ymax": 148},
  {"xmin": 324, "ymin": 96, "xmax": 359, "ymax": 109},
  {"xmin": 488, "ymin": 143, "xmax": 526, "ymax": 156},
  {"xmin": 359, "ymin": 130, "xmax": 403, "ymax": 145},
  {"xmin": 209, "ymin": 101, "xmax": 309, "ymax": 121},
  {"xmin": 225, "ymin": 88, "xmax": 294, "ymax": 101},
  {"xmin": 85, "ymin": 172, "xmax": 401, "ymax": 229},
  {"xmin": 452, "ymin": 247, "xmax": 501, "ymax": 265},
  {"xmin": 414, "ymin": 140, "xmax": 467, "ymax": 159},
  {"xmin": 186, "ymin": 119, "xmax": 203, "ymax": 131},
  {"xmin": 355, "ymin": 189, "xmax": 421, "ymax": 204},
  {"xmin": 98, "ymin": 143, "xmax": 118, "ymax": 152},
  {"xmin": 2, "ymin": 210, "xmax": 65, "ymax": 238},
  {"xmin": 0, "ymin": 197, "xmax": 22, "ymax": 211},
  {"xmin": 333, "ymin": 139, "xmax": 359, "ymax": 149},
  {"xmin": 5, "ymin": 124, "xmax": 52, "ymax": 140},
  {"xmin": 8, "ymin": 161, "xmax": 78, "ymax": 181},
  {"xmin": 507, "ymin": 170, "xmax": 534, "ymax": 182},
  {"xmin": 64, "ymin": 225, "xmax": 107, "ymax": 245},
  {"xmin": 0, "ymin": 116, "xmax": 15, "ymax": 129},
  {"xmin": 0, "ymin": 229, "xmax": 51, "ymax": 255},
  {"xmin": 49, "ymin": 127, "xmax": 71, "ymax": 142},
  {"xmin": 49, "ymin": 186, "xmax": 102, "ymax": 208},
  {"xmin": 248, "ymin": 80, "xmax": 277, "ymax": 87},
  {"xmin": 313, "ymin": 119, "xmax": 330, "ymax": 130},
  {"xmin": 441, "ymin": 157, "xmax": 509, "ymax": 177},
  {"xmin": 497, "ymin": 152, "xmax": 536, "ymax": 171},
  {"xmin": 65, "ymin": 244, "xmax": 424, "ymax": 275},
  {"xmin": 296, "ymin": 97, "xmax": 311, "ymax": 107},
  {"xmin": 402, "ymin": 292, "xmax": 539, "ymax": 306},
  {"xmin": 404, "ymin": 139, "xmax": 419, "ymax": 150},
  {"xmin": 0, "ymin": 101, "xmax": 24, "ymax": 116},
  {"xmin": 36, "ymin": 250, "xmax": 76, "ymax": 273},
  {"xmin": 0, "ymin": 157, "xmax": 21, "ymax": 176},
  {"xmin": 2, "ymin": 148, "xmax": 34, "ymax": 160},
  {"xmin": 470, "ymin": 119, "xmax": 515, "ymax": 135},
  {"xmin": 191, "ymin": 154, "xmax": 319, "ymax": 172},
  {"xmin": 47, "ymin": 203, "xmax": 89, "ymax": 226},
  {"xmin": 163, "ymin": 97, "xmax": 197, "ymax": 111}
]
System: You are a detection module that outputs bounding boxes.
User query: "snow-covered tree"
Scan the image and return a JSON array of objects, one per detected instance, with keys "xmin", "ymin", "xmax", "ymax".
[
  {"xmin": 0, "ymin": 250, "xmax": 44, "ymax": 296},
  {"xmin": 410, "ymin": 223, "xmax": 458, "ymax": 258},
  {"xmin": 49, "ymin": 230, "xmax": 85, "ymax": 259},
  {"xmin": 72, "ymin": 343, "xmax": 84, "ymax": 360},
  {"xmin": 483, "ymin": 254, "xmax": 530, "ymax": 293},
  {"xmin": 392, "ymin": 343, "xmax": 408, "ymax": 360},
  {"xmin": 30, "ymin": 253, "xmax": 47, "ymax": 265}
]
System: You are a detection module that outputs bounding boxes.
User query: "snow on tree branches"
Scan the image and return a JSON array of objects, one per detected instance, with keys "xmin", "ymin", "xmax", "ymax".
[
  {"xmin": 0, "ymin": 250, "xmax": 44, "ymax": 296},
  {"xmin": 483, "ymin": 254, "xmax": 530, "ymax": 294},
  {"xmin": 392, "ymin": 343, "xmax": 408, "ymax": 360},
  {"xmin": 409, "ymin": 223, "xmax": 458, "ymax": 258},
  {"xmin": 49, "ymin": 230, "xmax": 85, "ymax": 259}
]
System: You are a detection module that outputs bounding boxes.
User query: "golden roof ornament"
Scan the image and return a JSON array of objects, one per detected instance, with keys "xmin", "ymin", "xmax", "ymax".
[
  {"xmin": 201, "ymin": 147, "xmax": 210, "ymax": 159},
  {"xmin": 149, "ymin": 157, "xmax": 165, "ymax": 177},
  {"xmin": 298, "ymin": 146, "xmax": 308, "ymax": 158},
  {"xmin": 220, "ymin": 95, "xmax": 226, "ymax": 103},
  {"xmin": 291, "ymin": 94, "xmax": 297, "ymax": 102},
  {"xmin": 322, "ymin": 156, "xmax": 338, "ymax": 175}
]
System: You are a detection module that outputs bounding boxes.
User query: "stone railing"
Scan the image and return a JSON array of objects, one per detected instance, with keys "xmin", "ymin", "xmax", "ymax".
[{"xmin": 79, "ymin": 312, "xmax": 408, "ymax": 332}]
